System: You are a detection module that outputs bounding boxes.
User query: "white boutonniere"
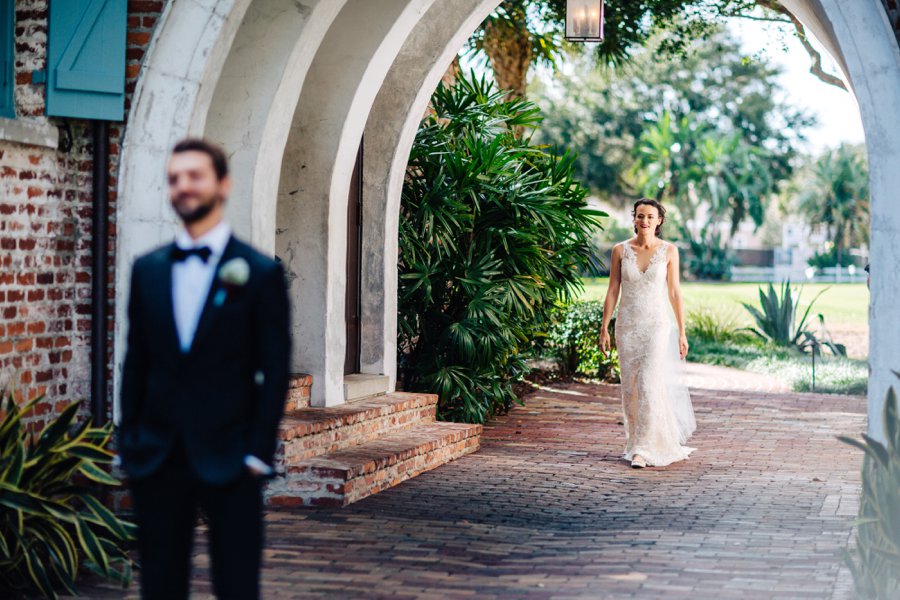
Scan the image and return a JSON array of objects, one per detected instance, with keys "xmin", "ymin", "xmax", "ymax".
[{"xmin": 215, "ymin": 257, "xmax": 250, "ymax": 306}]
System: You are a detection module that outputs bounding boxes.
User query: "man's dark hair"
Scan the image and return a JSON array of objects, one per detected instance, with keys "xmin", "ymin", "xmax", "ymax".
[{"xmin": 172, "ymin": 138, "xmax": 229, "ymax": 180}]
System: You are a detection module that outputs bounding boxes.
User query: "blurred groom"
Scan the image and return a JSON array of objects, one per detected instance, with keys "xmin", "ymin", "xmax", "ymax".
[{"xmin": 119, "ymin": 138, "xmax": 291, "ymax": 599}]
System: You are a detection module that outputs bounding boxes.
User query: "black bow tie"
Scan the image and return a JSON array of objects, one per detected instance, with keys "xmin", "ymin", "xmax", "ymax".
[{"xmin": 171, "ymin": 245, "xmax": 213, "ymax": 263}]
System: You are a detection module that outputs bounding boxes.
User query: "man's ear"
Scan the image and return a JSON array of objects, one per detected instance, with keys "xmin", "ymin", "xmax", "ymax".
[{"xmin": 219, "ymin": 175, "xmax": 233, "ymax": 200}]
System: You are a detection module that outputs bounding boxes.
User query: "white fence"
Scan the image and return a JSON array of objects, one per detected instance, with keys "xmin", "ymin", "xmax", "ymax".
[{"xmin": 730, "ymin": 266, "xmax": 867, "ymax": 283}]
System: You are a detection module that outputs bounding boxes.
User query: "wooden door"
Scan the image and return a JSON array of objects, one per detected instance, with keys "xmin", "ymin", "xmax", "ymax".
[{"xmin": 344, "ymin": 139, "xmax": 363, "ymax": 374}]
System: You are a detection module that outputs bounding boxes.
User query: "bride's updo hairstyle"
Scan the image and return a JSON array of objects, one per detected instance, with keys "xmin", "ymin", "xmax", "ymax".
[{"xmin": 632, "ymin": 198, "xmax": 666, "ymax": 236}]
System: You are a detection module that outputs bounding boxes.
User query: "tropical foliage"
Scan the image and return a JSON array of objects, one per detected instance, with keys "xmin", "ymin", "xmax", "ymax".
[
  {"xmin": 796, "ymin": 143, "xmax": 869, "ymax": 267},
  {"xmin": 535, "ymin": 26, "xmax": 811, "ymax": 200},
  {"xmin": 466, "ymin": 0, "xmax": 836, "ymax": 99},
  {"xmin": 0, "ymin": 393, "xmax": 134, "ymax": 598},
  {"xmin": 630, "ymin": 109, "xmax": 780, "ymax": 279},
  {"xmin": 839, "ymin": 382, "xmax": 900, "ymax": 599},
  {"xmin": 533, "ymin": 26, "xmax": 813, "ymax": 279},
  {"xmin": 398, "ymin": 73, "xmax": 604, "ymax": 423}
]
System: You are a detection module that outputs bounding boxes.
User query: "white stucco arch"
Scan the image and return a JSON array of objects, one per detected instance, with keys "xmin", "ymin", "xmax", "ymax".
[
  {"xmin": 203, "ymin": 0, "xmax": 349, "ymax": 254},
  {"xmin": 115, "ymin": 0, "xmax": 438, "ymax": 409},
  {"xmin": 118, "ymin": 0, "xmax": 899, "ymax": 438},
  {"xmin": 360, "ymin": 0, "xmax": 501, "ymax": 390},
  {"xmin": 275, "ymin": 0, "xmax": 436, "ymax": 405}
]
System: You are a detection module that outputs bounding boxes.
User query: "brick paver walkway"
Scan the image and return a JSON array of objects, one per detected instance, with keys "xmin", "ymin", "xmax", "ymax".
[{"xmin": 76, "ymin": 382, "xmax": 865, "ymax": 599}]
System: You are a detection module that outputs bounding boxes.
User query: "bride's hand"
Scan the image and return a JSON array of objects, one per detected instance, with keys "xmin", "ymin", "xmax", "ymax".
[
  {"xmin": 679, "ymin": 333, "xmax": 689, "ymax": 360},
  {"xmin": 599, "ymin": 330, "xmax": 611, "ymax": 355}
]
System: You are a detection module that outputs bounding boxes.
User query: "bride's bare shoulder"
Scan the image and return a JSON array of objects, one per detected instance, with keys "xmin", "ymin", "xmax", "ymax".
[{"xmin": 613, "ymin": 239, "xmax": 633, "ymax": 255}]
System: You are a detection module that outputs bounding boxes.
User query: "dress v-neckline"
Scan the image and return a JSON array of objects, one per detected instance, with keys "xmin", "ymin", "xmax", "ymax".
[{"xmin": 626, "ymin": 241, "xmax": 666, "ymax": 275}]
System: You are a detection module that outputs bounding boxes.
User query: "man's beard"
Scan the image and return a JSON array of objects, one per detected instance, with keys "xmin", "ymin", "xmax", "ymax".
[{"xmin": 172, "ymin": 192, "xmax": 221, "ymax": 224}]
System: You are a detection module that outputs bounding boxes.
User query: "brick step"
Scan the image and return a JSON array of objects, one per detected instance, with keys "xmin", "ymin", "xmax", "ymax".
[
  {"xmin": 266, "ymin": 421, "xmax": 482, "ymax": 507},
  {"xmin": 275, "ymin": 392, "xmax": 438, "ymax": 467}
]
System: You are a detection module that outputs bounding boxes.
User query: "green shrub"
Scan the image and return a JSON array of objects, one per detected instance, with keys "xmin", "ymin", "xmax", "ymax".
[
  {"xmin": 839, "ymin": 384, "xmax": 900, "ymax": 599},
  {"xmin": 0, "ymin": 392, "xmax": 134, "ymax": 598},
  {"xmin": 686, "ymin": 306, "xmax": 747, "ymax": 344},
  {"xmin": 807, "ymin": 246, "xmax": 855, "ymax": 269},
  {"xmin": 684, "ymin": 231, "xmax": 736, "ymax": 281},
  {"xmin": 397, "ymin": 73, "xmax": 604, "ymax": 423},
  {"xmin": 543, "ymin": 301, "xmax": 620, "ymax": 381}
]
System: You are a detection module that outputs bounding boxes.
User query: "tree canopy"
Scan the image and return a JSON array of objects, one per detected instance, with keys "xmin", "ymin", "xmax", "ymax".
[
  {"xmin": 467, "ymin": 0, "xmax": 845, "ymax": 99},
  {"xmin": 533, "ymin": 26, "xmax": 815, "ymax": 201}
]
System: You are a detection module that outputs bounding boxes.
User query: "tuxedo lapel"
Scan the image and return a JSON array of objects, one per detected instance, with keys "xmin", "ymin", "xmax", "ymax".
[
  {"xmin": 188, "ymin": 236, "xmax": 239, "ymax": 355},
  {"xmin": 150, "ymin": 243, "xmax": 182, "ymax": 355}
]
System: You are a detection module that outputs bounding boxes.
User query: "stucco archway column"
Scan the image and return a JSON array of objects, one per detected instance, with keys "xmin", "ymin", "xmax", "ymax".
[
  {"xmin": 114, "ymin": 0, "xmax": 253, "ymax": 418},
  {"xmin": 276, "ymin": 0, "xmax": 436, "ymax": 406},
  {"xmin": 360, "ymin": 0, "xmax": 501, "ymax": 387},
  {"xmin": 793, "ymin": 0, "xmax": 900, "ymax": 442},
  {"xmin": 203, "ymin": 0, "xmax": 349, "ymax": 254},
  {"xmin": 781, "ymin": 0, "xmax": 900, "ymax": 441}
]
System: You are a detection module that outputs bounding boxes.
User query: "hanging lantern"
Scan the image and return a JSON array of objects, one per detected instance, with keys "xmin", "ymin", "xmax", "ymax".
[{"xmin": 565, "ymin": 0, "xmax": 605, "ymax": 42}]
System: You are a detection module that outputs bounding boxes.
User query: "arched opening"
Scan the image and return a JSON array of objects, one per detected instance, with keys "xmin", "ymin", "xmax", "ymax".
[
  {"xmin": 361, "ymin": 0, "xmax": 898, "ymax": 439},
  {"xmin": 116, "ymin": 0, "xmax": 900, "ymax": 439}
]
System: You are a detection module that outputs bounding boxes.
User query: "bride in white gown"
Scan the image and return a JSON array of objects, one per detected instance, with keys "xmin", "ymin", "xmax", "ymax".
[{"xmin": 599, "ymin": 198, "xmax": 696, "ymax": 468}]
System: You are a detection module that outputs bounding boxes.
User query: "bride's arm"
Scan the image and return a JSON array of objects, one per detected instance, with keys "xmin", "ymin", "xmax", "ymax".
[
  {"xmin": 666, "ymin": 244, "xmax": 689, "ymax": 359},
  {"xmin": 599, "ymin": 244, "xmax": 623, "ymax": 354}
]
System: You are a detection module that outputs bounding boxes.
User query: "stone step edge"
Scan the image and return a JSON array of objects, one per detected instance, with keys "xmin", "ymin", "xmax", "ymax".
[
  {"xmin": 289, "ymin": 422, "xmax": 481, "ymax": 478},
  {"xmin": 278, "ymin": 392, "xmax": 438, "ymax": 442},
  {"xmin": 343, "ymin": 434, "xmax": 480, "ymax": 505},
  {"xmin": 266, "ymin": 422, "xmax": 481, "ymax": 507},
  {"xmin": 277, "ymin": 404, "xmax": 436, "ymax": 464}
]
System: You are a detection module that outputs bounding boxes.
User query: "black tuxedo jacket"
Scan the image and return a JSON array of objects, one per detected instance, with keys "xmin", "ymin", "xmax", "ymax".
[{"xmin": 119, "ymin": 235, "xmax": 291, "ymax": 485}]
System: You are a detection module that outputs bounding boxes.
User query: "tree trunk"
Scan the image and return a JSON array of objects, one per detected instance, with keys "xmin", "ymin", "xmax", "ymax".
[
  {"xmin": 424, "ymin": 55, "xmax": 462, "ymax": 119},
  {"xmin": 481, "ymin": 16, "xmax": 532, "ymax": 99},
  {"xmin": 442, "ymin": 54, "xmax": 461, "ymax": 88}
]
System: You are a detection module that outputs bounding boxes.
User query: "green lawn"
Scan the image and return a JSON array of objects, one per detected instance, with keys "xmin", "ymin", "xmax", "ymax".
[{"xmin": 580, "ymin": 278, "xmax": 869, "ymax": 327}]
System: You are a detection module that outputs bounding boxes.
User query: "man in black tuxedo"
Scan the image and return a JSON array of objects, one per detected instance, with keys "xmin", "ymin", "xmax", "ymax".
[{"xmin": 119, "ymin": 138, "xmax": 291, "ymax": 599}]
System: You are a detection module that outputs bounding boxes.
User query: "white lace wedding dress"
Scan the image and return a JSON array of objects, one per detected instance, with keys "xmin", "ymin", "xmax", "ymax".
[{"xmin": 615, "ymin": 241, "xmax": 696, "ymax": 466}]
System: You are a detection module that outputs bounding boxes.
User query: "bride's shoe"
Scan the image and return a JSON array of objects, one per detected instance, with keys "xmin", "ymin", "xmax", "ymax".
[{"xmin": 631, "ymin": 455, "xmax": 647, "ymax": 469}]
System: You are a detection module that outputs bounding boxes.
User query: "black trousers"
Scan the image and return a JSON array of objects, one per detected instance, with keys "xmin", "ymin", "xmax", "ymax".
[{"xmin": 129, "ymin": 441, "xmax": 263, "ymax": 600}]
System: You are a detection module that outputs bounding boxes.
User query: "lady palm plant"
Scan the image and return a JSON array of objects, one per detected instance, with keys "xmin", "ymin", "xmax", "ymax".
[
  {"xmin": 399, "ymin": 72, "xmax": 604, "ymax": 423},
  {"xmin": 0, "ymin": 392, "xmax": 134, "ymax": 598}
]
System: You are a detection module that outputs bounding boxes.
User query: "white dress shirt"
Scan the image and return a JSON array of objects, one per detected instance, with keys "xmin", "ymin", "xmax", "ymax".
[
  {"xmin": 171, "ymin": 220, "xmax": 272, "ymax": 476},
  {"xmin": 172, "ymin": 220, "xmax": 232, "ymax": 352}
]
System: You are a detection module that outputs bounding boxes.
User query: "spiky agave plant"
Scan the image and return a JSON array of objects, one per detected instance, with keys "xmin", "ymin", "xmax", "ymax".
[
  {"xmin": 741, "ymin": 280, "xmax": 826, "ymax": 349},
  {"xmin": 0, "ymin": 391, "xmax": 135, "ymax": 598}
]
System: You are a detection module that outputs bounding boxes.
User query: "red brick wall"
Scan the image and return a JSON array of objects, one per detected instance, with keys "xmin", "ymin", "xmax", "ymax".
[{"xmin": 1, "ymin": 1, "xmax": 167, "ymax": 427}]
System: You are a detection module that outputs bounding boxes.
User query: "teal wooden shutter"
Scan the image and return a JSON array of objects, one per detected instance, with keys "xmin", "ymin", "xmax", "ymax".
[
  {"xmin": 0, "ymin": 0, "xmax": 14, "ymax": 118},
  {"xmin": 47, "ymin": 0, "xmax": 126, "ymax": 120}
]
